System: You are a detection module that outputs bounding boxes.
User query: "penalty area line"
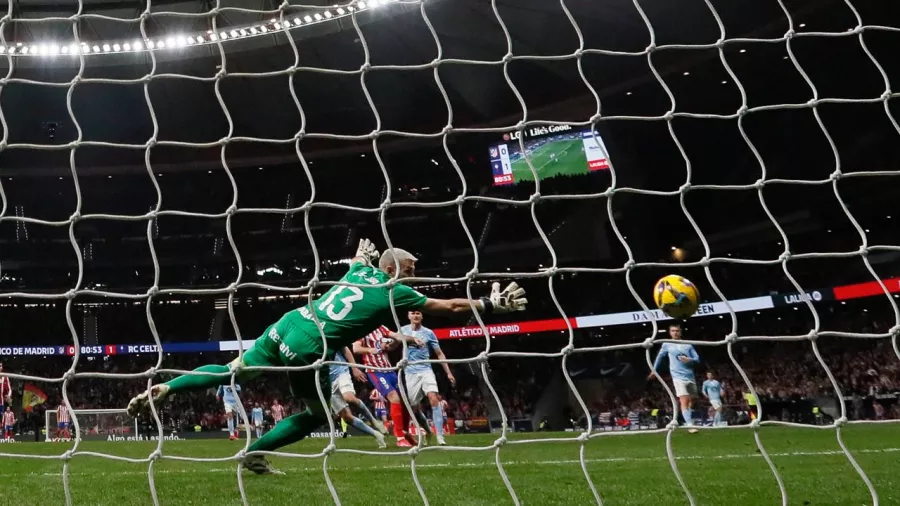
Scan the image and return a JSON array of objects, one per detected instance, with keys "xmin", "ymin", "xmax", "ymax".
[{"xmin": 22, "ymin": 447, "xmax": 900, "ymax": 478}]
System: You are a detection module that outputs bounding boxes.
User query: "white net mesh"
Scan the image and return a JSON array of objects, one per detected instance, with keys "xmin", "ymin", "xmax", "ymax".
[{"xmin": 0, "ymin": 0, "xmax": 898, "ymax": 504}]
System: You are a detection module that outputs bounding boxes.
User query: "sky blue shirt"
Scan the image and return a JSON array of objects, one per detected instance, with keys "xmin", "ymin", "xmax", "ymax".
[
  {"xmin": 216, "ymin": 384, "xmax": 241, "ymax": 405},
  {"xmin": 401, "ymin": 324, "xmax": 441, "ymax": 374},
  {"xmin": 652, "ymin": 342, "xmax": 699, "ymax": 382},
  {"xmin": 251, "ymin": 407, "xmax": 264, "ymax": 423},
  {"xmin": 702, "ymin": 379, "xmax": 722, "ymax": 401},
  {"xmin": 330, "ymin": 350, "xmax": 350, "ymax": 382}
]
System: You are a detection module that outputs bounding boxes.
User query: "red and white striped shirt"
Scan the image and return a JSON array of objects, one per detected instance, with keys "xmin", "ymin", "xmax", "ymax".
[
  {"xmin": 57, "ymin": 405, "xmax": 70, "ymax": 424},
  {"xmin": 2, "ymin": 411, "xmax": 14, "ymax": 427},
  {"xmin": 357, "ymin": 326, "xmax": 394, "ymax": 369},
  {"xmin": 0, "ymin": 377, "xmax": 11, "ymax": 404},
  {"xmin": 370, "ymin": 390, "xmax": 386, "ymax": 410},
  {"xmin": 271, "ymin": 403, "xmax": 284, "ymax": 422},
  {"xmin": 439, "ymin": 400, "xmax": 448, "ymax": 418}
]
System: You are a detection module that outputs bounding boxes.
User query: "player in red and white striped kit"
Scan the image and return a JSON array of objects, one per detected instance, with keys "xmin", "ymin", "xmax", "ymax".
[
  {"xmin": 353, "ymin": 325, "xmax": 423, "ymax": 447},
  {"xmin": 56, "ymin": 404, "xmax": 71, "ymax": 440},
  {"xmin": 271, "ymin": 399, "xmax": 285, "ymax": 424},
  {"xmin": 369, "ymin": 389, "xmax": 389, "ymax": 428},
  {"xmin": 0, "ymin": 363, "xmax": 13, "ymax": 411},
  {"xmin": 3, "ymin": 407, "xmax": 14, "ymax": 439}
]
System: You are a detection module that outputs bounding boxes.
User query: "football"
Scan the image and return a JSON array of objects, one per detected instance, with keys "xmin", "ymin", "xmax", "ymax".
[{"xmin": 653, "ymin": 275, "xmax": 700, "ymax": 319}]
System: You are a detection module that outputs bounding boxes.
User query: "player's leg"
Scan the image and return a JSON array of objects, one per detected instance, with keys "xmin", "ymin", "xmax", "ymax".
[
  {"xmin": 225, "ymin": 405, "xmax": 236, "ymax": 440},
  {"xmin": 371, "ymin": 371, "xmax": 414, "ymax": 446},
  {"xmin": 404, "ymin": 372, "xmax": 433, "ymax": 445},
  {"xmin": 712, "ymin": 399, "xmax": 723, "ymax": 426},
  {"xmin": 129, "ymin": 321, "xmax": 291, "ymax": 416},
  {"xmin": 336, "ymin": 403, "xmax": 386, "ymax": 448},
  {"xmin": 427, "ymin": 392, "xmax": 446, "ymax": 445},
  {"xmin": 674, "ymin": 380, "xmax": 696, "ymax": 429}
]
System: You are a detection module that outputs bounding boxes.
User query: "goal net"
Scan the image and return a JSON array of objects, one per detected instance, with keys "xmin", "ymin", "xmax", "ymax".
[
  {"xmin": 45, "ymin": 409, "xmax": 138, "ymax": 442},
  {"xmin": 0, "ymin": 0, "xmax": 898, "ymax": 504}
]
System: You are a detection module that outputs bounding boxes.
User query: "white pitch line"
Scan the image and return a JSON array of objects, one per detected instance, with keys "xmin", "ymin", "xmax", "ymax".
[{"xmin": 22, "ymin": 447, "xmax": 900, "ymax": 479}]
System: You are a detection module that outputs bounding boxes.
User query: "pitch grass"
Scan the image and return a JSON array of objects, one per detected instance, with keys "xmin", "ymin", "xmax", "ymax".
[
  {"xmin": 510, "ymin": 139, "xmax": 586, "ymax": 183},
  {"xmin": 0, "ymin": 424, "xmax": 898, "ymax": 505}
]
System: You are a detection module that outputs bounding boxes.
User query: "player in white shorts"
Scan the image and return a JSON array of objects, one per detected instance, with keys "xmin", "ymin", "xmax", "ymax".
[
  {"xmin": 702, "ymin": 371, "xmax": 724, "ymax": 426},
  {"xmin": 216, "ymin": 383, "xmax": 242, "ymax": 440},
  {"xmin": 330, "ymin": 348, "xmax": 386, "ymax": 448},
  {"xmin": 649, "ymin": 323, "xmax": 700, "ymax": 432},
  {"xmin": 402, "ymin": 310, "xmax": 456, "ymax": 446}
]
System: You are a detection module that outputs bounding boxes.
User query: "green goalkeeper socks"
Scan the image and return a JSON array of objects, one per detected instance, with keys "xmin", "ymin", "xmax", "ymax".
[
  {"xmin": 248, "ymin": 410, "xmax": 325, "ymax": 453},
  {"xmin": 164, "ymin": 364, "xmax": 233, "ymax": 393}
]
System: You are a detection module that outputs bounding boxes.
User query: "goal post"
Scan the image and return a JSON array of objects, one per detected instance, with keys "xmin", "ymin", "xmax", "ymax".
[{"xmin": 44, "ymin": 409, "xmax": 137, "ymax": 442}]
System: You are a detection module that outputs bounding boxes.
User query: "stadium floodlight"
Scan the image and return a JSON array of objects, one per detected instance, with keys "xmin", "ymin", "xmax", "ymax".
[
  {"xmin": 304, "ymin": 15, "xmax": 313, "ymax": 22},
  {"xmin": 5, "ymin": 47, "xmax": 13, "ymax": 54},
  {"xmin": 112, "ymin": 44, "xmax": 121, "ymax": 52},
  {"xmin": 282, "ymin": 19, "xmax": 292, "ymax": 27},
  {"xmin": 229, "ymin": 30, "xmax": 238, "ymax": 38},
  {"xmin": 293, "ymin": 17, "xmax": 302, "ymax": 25},
  {"xmin": 0, "ymin": 46, "xmax": 6, "ymax": 54},
  {"xmin": 92, "ymin": 45, "xmax": 101, "ymax": 53},
  {"xmin": 337, "ymin": 7, "xmax": 345, "ymax": 14},
  {"xmin": 259, "ymin": 26, "xmax": 268, "ymax": 33},
  {"xmin": 324, "ymin": 11, "xmax": 333, "ymax": 18},
  {"xmin": 102, "ymin": 44, "xmax": 111, "ymax": 52},
  {"xmin": 157, "ymin": 40, "xmax": 166, "ymax": 48},
  {"xmin": 166, "ymin": 37, "xmax": 175, "ymax": 47},
  {"xmin": 219, "ymin": 32, "xmax": 228, "ymax": 40},
  {"xmin": 146, "ymin": 40, "xmax": 155, "ymax": 49},
  {"xmin": 177, "ymin": 36, "xmax": 187, "ymax": 46},
  {"xmin": 49, "ymin": 45, "xmax": 59, "ymax": 55},
  {"xmin": 314, "ymin": 13, "xmax": 323, "ymax": 20},
  {"xmin": 358, "ymin": 1, "xmax": 367, "ymax": 9},
  {"xmin": 195, "ymin": 35, "xmax": 204, "ymax": 43},
  {"xmin": 123, "ymin": 43, "xmax": 131, "ymax": 51},
  {"xmin": 249, "ymin": 27, "xmax": 258, "ymax": 34},
  {"xmin": 273, "ymin": 22, "xmax": 281, "ymax": 29},
  {"xmin": 239, "ymin": 29, "xmax": 248, "ymax": 37}
]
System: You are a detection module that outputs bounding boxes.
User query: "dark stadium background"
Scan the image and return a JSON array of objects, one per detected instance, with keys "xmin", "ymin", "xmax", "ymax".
[{"xmin": 0, "ymin": 0, "xmax": 897, "ymax": 437}]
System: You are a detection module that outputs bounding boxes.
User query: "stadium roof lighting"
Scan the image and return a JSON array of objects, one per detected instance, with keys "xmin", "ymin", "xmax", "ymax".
[
  {"xmin": 1, "ymin": 0, "xmax": 380, "ymax": 58},
  {"xmin": 799, "ymin": 23, "xmax": 806, "ymax": 27},
  {"xmin": 683, "ymin": 71, "xmax": 690, "ymax": 76},
  {"xmin": 626, "ymin": 91, "xmax": 632, "ymax": 96},
  {"xmin": 739, "ymin": 49, "xmax": 746, "ymax": 53}
]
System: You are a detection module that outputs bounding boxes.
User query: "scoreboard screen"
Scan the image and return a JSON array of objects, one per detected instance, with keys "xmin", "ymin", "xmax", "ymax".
[{"xmin": 488, "ymin": 125, "xmax": 611, "ymax": 186}]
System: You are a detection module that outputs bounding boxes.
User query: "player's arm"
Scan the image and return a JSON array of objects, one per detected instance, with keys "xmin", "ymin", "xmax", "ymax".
[
  {"xmin": 342, "ymin": 346, "xmax": 367, "ymax": 382},
  {"xmin": 384, "ymin": 330, "xmax": 424, "ymax": 349},
  {"xmin": 420, "ymin": 282, "xmax": 527, "ymax": 316},
  {"xmin": 352, "ymin": 339, "xmax": 377, "ymax": 355},
  {"xmin": 351, "ymin": 239, "xmax": 380, "ymax": 266},
  {"xmin": 702, "ymin": 382, "xmax": 710, "ymax": 399},
  {"xmin": 680, "ymin": 346, "xmax": 700, "ymax": 365},
  {"xmin": 648, "ymin": 344, "xmax": 667, "ymax": 379},
  {"xmin": 434, "ymin": 348, "xmax": 455, "ymax": 386}
]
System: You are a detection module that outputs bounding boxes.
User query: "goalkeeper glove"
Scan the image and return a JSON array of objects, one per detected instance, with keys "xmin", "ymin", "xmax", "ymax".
[
  {"xmin": 481, "ymin": 282, "xmax": 527, "ymax": 314},
  {"xmin": 355, "ymin": 238, "xmax": 380, "ymax": 266}
]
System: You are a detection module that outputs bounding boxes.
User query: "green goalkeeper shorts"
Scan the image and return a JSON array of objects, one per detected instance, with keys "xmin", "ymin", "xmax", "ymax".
[{"xmin": 230, "ymin": 312, "xmax": 331, "ymax": 407}]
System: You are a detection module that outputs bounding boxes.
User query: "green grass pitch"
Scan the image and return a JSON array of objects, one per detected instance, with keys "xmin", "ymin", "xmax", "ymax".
[
  {"xmin": 0, "ymin": 424, "xmax": 897, "ymax": 505},
  {"xmin": 509, "ymin": 139, "xmax": 587, "ymax": 183}
]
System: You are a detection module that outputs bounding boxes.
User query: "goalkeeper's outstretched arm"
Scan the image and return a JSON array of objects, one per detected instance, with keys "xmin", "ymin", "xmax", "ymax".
[{"xmin": 422, "ymin": 281, "xmax": 528, "ymax": 316}]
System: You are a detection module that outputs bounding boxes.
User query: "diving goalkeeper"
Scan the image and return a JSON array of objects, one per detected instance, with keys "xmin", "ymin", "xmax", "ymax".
[{"xmin": 126, "ymin": 239, "xmax": 526, "ymax": 474}]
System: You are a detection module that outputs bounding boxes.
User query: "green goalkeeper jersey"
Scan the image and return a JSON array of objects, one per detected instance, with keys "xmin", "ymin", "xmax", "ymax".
[{"xmin": 286, "ymin": 261, "xmax": 427, "ymax": 354}]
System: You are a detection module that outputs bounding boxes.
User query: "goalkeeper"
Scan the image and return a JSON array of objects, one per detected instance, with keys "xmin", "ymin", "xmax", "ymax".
[{"xmin": 126, "ymin": 239, "xmax": 527, "ymax": 474}]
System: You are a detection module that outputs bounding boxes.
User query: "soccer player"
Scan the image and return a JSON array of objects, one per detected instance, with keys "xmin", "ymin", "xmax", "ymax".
[
  {"xmin": 56, "ymin": 403, "xmax": 71, "ymax": 440},
  {"xmin": 216, "ymin": 383, "xmax": 242, "ymax": 440},
  {"xmin": 353, "ymin": 325, "xmax": 427, "ymax": 447},
  {"xmin": 702, "ymin": 371, "xmax": 724, "ymax": 427},
  {"xmin": 0, "ymin": 363, "xmax": 12, "ymax": 411},
  {"xmin": 251, "ymin": 403, "xmax": 265, "ymax": 438},
  {"xmin": 126, "ymin": 239, "xmax": 526, "ymax": 474},
  {"xmin": 401, "ymin": 310, "xmax": 455, "ymax": 446},
  {"xmin": 649, "ymin": 323, "xmax": 700, "ymax": 433},
  {"xmin": 370, "ymin": 389, "xmax": 389, "ymax": 428},
  {"xmin": 329, "ymin": 348, "xmax": 386, "ymax": 448},
  {"xmin": 332, "ymin": 347, "xmax": 387, "ymax": 434},
  {"xmin": 3, "ymin": 406, "xmax": 14, "ymax": 439},
  {"xmin": 271, "ymin": 399, "xmax": 285, "ymax": 424}
]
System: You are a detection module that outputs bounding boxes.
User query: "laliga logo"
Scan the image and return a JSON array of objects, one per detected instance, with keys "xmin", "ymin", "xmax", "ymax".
[{"xmin": 783, "ymin": 290, "xmax": 823, "ymax": 305}]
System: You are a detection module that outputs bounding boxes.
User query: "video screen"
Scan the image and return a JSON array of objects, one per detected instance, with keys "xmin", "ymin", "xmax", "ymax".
[{"xmin": 488, "ymin": 126, "xmax": 611, "ymax": 186}]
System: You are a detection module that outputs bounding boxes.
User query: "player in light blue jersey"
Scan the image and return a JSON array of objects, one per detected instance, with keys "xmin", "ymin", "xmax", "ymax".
[
  {"xmin": 251, "ymin": 403, "xmax": 265, "ymax": 438},
  {"xmin": 402, "ymin": 310, "xmax": 456, "ymax": 446},
  {"xmin": 330, "ymin": 347, "xmax": 386, "ymax": 448},
  {"xmin": 649, "ymin": 323, "xmax": 700, "ymax": 431},
  {"xmin": 216, "ymin": 383, "xmax": 242, "ymax": 440},
  {"xmin": 702, "ymin": 371, "xmax": 724, "ymax": 427}
]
